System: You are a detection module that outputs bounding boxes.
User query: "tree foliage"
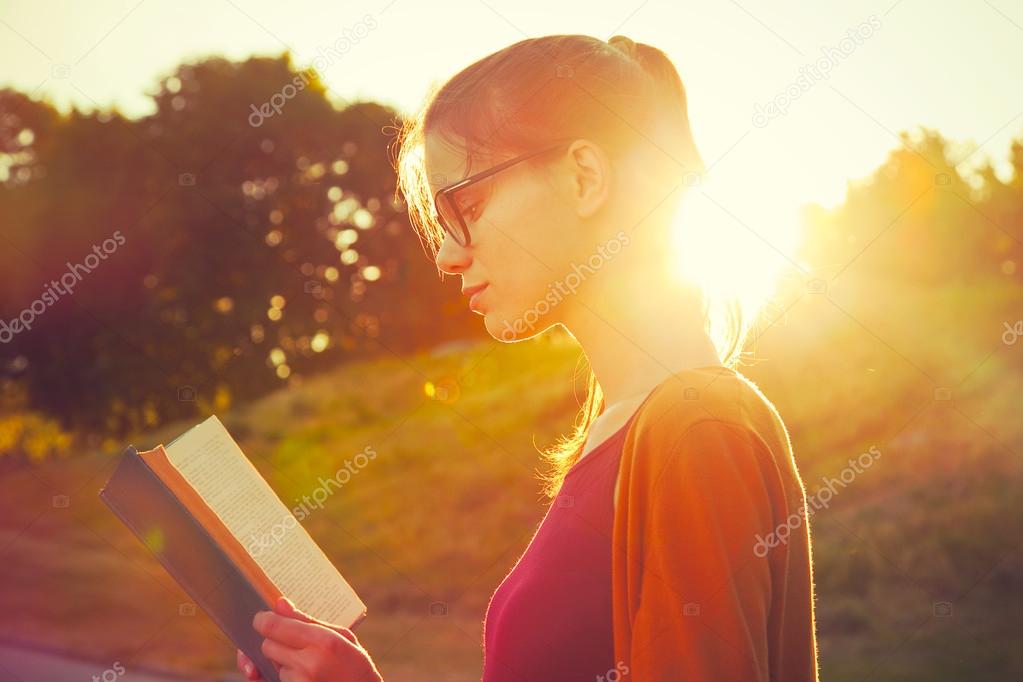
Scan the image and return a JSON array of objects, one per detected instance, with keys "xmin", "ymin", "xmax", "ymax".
[{"xmin": 0, "ymin": 54, "xmax": 479, "ymax": 438}]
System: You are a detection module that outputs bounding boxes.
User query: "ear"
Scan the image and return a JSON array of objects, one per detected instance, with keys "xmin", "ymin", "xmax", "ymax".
[{"xmin": 564, "ymin": 139, "xmax": 612, "ymax": 219}]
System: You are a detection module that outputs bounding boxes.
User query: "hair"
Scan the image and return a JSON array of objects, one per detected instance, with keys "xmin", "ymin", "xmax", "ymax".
[{"xmin": 392, "ymin": 34, "xmax": 752, "ymax": 500}]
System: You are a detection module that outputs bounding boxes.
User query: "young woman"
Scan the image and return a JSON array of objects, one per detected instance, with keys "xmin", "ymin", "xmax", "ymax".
[{"xmin": 239, "ymin": 33, "xmax": 819, "ymax": 682}]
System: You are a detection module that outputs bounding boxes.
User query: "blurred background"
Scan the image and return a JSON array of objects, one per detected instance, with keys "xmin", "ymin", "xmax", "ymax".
[{"xmin": 1, "ymin": 1, "xmax": 1022, "ymax": 680}]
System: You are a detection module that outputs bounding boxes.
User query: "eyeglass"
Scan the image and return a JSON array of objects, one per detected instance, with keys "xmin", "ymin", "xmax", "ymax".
[{"xmin": 432, "ymin": 140, "xmax": 571, "ymax": 247}]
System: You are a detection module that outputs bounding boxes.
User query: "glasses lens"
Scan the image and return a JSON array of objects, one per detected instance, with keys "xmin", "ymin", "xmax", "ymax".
[{"xmin": 436, "ymin": 192, "xmax": 467, "ymax": 246}]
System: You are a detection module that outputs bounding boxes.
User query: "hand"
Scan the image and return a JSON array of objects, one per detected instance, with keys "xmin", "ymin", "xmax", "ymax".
[
  {"xmin": 238, "ymin": 597, "xmax": 383, "ymax": 682},
  {"xmin": 237, "ymin": 646, "xmax": 268, "ymax": 681}
]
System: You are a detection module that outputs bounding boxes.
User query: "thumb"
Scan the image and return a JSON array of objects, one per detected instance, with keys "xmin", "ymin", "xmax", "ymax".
[
  {"xmin": 273, "ymin": 597, "xmax": 359, "ymax": 645},
  {"xmin": 273, "ymin": 596, "xmax": 306, "ymax": 619}
]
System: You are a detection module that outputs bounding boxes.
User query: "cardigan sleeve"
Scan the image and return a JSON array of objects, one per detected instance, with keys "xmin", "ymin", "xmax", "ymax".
[{"xmin": 625, "ymin": 419, "xmax": 777, "ymax": 681}]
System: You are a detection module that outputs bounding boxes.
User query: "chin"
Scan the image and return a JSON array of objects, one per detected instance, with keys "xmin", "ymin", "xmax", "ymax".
[{"xmin": 484, "ymin": 309, "xmax": 549, "ymax": 344}]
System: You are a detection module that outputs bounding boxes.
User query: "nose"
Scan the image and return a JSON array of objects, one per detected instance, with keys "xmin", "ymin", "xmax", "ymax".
[{"xmin": 435, "ymin": 230, "xmax": 472, "ymax": 275}]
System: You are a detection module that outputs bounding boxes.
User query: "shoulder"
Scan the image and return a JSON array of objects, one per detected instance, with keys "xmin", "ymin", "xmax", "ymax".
[
  {"xmin": 621, "ymin": 367, "xmax": 792, "ymax": 482},
  {"xmin": 629, "ymin": 367, "xmax": 775, "ymax": 442}
]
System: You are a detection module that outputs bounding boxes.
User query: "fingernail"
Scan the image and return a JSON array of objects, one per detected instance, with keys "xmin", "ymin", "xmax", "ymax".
[{"xmin": 244, "ymin": 663, "xmax": 253, "ymax": 676}]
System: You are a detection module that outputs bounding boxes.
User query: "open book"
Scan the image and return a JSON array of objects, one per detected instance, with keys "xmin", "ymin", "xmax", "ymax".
[{"xmin": 99, "ymin": 415, "xmax": 367, "ymax": 682}]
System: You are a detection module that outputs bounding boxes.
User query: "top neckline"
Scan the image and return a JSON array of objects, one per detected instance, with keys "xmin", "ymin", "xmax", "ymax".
[
  {"xmin": 563, "ymin": 412, "xmax": 633, "ymax": 480},
  {"xmin": 562, "ymin": 364, "xmax": 737, "ymax": 480}
]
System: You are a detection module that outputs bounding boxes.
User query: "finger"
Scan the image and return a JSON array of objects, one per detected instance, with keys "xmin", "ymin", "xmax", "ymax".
[
  {"xmin": 274, "ymin": 598, "xmax": 359, "ymax": 645},
  {"xmin": 236, "ymin": 649, "xmax": 263, "ymax": 681},
  {"xmin": 333, "ymin": 626, "xmax": 359, "ymax": 645},
  {"xmin": 260, "ymin": 636, "xmax": 306, "ymax": 670},
  {"xmin": 274, "ymin": 597, "xmax": 312, "ymax": 621},
  {"xmin": 253, "ymin": 610, "xmax": 333, "ymax": 649},
  {"xmin": 278, "ymin": 667, "xmax": 309, "ymax": 682}
]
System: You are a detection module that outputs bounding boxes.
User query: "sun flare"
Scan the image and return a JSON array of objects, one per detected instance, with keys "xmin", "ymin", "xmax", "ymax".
[{"xmin": 670, "ymin": 171, "xmax": 805, "ymax": 331}]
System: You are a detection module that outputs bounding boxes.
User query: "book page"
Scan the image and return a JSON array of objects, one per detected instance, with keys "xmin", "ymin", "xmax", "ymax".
[
  {"xmin": 140, "ymin": 444, "xmax": 284, "ymax": 608},
  {"xmin": 164, "ymin": 415, "xmax": 366, "ymax": 627}
]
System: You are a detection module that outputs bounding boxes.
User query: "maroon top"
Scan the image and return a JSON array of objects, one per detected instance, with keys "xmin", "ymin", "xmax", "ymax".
[{"xmin": 481, "ymin": 414, "xmax": 637, "ymax": 682}]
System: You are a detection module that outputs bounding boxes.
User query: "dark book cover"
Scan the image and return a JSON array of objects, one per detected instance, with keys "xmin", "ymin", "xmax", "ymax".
[{"xmin": 99, "ymin": 445, "xmax": 282, "ymax": 682}]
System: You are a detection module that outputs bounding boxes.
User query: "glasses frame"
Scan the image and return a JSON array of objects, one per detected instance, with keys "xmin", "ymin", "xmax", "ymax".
[{"xmin": 433, "ymin": 140, "xmax": 572, "ymax": 247}]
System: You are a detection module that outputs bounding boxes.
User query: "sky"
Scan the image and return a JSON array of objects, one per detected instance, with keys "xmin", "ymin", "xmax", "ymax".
[{"xmin": 2, "ymin": 0, "xmax": 1022, "ymax": 298}]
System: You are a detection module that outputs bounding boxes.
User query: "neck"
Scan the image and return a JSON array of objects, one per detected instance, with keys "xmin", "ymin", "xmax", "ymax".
[{"xmin": 562, "ymin": 249, "xmax": 723, "ymax": 406}]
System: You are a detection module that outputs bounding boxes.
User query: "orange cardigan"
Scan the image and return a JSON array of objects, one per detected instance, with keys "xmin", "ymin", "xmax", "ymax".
[{"xmin": 611, "ymin": 366, "xmax": 820, "ymax": 681}]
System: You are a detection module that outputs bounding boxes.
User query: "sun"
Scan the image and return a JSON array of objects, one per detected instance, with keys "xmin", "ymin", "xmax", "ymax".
[{"xmin": 669, "ymin": 170, "xmax": 806, "ymax": 331}]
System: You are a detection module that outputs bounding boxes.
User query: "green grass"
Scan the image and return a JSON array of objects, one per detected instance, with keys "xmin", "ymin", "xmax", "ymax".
[{"xmin": 1, "ymin": 279, "xmax": 1021, "ymax": 680}]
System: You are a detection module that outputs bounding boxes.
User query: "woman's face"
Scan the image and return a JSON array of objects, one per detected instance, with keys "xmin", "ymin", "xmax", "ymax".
[{"xmin": 425, "ymin": 132, "xmax": 615, "ymax": 343}]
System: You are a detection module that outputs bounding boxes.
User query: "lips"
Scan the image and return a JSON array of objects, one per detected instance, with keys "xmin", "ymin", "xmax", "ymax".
[
  {"xmin": 463, "ymin": 283, "xmax": 489, "ymax": 311},
  {"xmin": 461, "ymin": 282, "xmax": 486, "ymax": 297}
]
